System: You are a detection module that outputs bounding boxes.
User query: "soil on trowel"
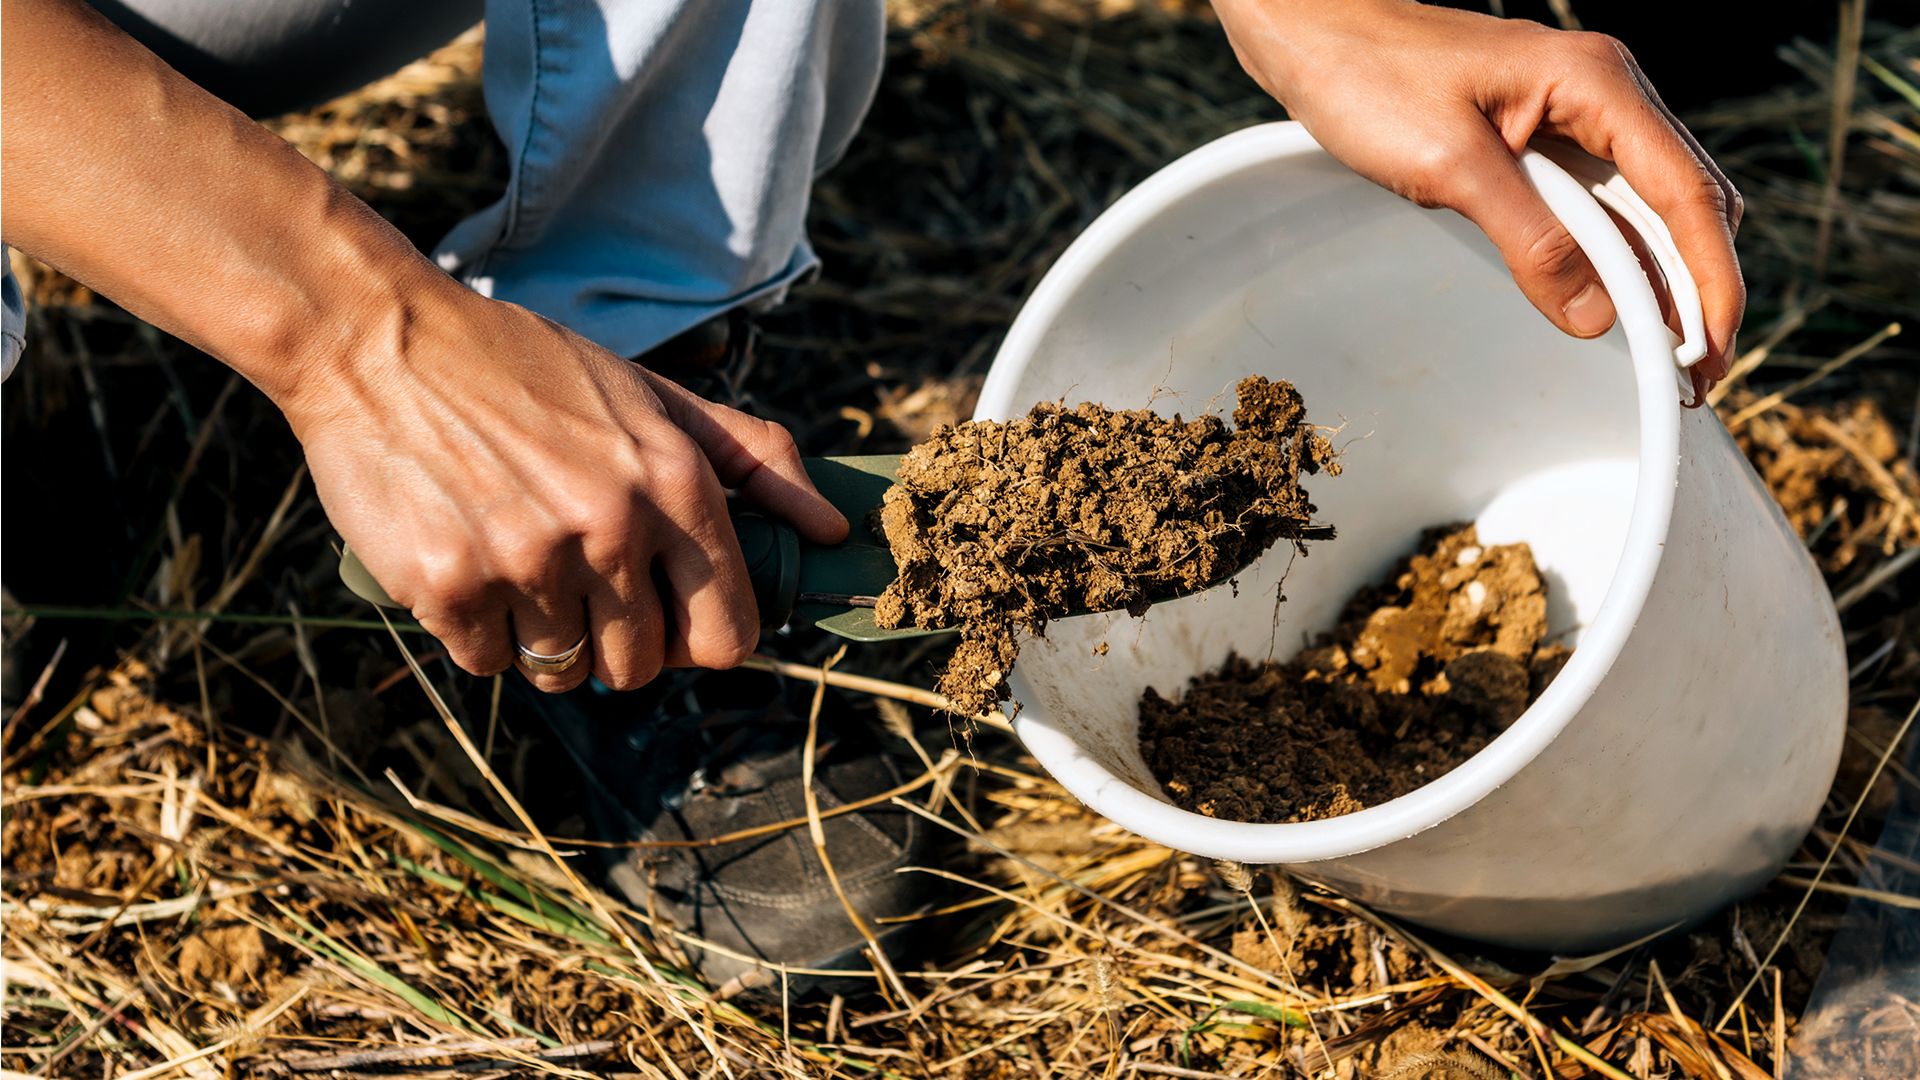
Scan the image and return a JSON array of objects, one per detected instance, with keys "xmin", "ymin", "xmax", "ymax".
[
  {"xmin": 1139, "ymin": 524, "xmax": 1571, "ymax": 822},
  {"xmin": 873, "ymin": 376, "xmax": 1339, "ymax": 718}
]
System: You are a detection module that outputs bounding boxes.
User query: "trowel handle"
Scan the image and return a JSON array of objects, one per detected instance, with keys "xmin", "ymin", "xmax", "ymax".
[{"xmin": 336, "ymin": 509, "xmax": 803, "ymax": 631}]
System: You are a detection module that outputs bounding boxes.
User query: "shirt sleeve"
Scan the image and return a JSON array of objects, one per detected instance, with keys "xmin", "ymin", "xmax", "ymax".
[{"xmin": 2, "ymin": 249, "xmax": 26, "ymax": 382}]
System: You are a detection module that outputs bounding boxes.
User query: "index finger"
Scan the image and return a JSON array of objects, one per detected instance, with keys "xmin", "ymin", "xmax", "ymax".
[
  {"xmin": 643, "ymin": 371, "xmax": 850, "ymax": 544},
  {"xmin": 1552, "ymin": 37, "xmax": 1746, "ymax": 380}
]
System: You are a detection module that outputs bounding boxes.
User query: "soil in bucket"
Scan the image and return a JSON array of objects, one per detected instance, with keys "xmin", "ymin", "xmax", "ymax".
[
  {"xmin": 1138, "ymin": 524, "xmax": 1572, "ymax": 823},
  {"xmin": 873, "ymin": 376, "xmax": 1339, "ymax": 718}
]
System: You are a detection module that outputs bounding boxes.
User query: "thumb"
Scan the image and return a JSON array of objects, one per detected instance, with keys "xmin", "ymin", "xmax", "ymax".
[
  {"xmin": 643, "ymin": 373, "xmax": 850, "ymax": 545},
  {"xmin": 1436, "ymin": 128, "xmax": 1616, "ymax": 341}
]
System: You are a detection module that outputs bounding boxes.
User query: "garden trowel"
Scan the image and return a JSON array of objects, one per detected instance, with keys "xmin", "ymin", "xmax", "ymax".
[
  {"xmin": 338, "ymin": 455, "xmax": 942, "ymax": 643},
  {"xmin": 337, "ymin": 454, "xmax": 1334, "ymax": 643}
]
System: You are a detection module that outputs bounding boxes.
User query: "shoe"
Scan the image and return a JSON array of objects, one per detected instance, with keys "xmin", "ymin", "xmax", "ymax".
[{"xmin": 498, "ymin": 669, "xmax": 936, "ymax": 996}]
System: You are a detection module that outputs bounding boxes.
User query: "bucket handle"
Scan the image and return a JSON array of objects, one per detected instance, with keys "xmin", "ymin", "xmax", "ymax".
[{"xmin": 1518, "ymin": 141, "xmax": 1709, "ymax": 371}]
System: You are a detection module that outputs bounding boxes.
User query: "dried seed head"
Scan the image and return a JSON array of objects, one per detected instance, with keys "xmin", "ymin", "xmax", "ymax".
[
  {"xmin": 874, "ymin": 698, "xmax": 915, "ymax": 741},
  {"xmin": 1090, "ymin": 952, "xmax": 1120, "ymax": 1015},
  {"xmin": 1215, "ymin": 860, "xmax": 1254, "ymax": 893},
  {"xmin": 1377, "ymin": 1050, "xmax": 1508, "ymax": 1080},
  {"xmin": 1267, "ymin": 868, "xmax": 1309, "ymax": 943}
]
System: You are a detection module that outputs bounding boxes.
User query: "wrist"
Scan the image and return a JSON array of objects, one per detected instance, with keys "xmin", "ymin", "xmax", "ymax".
[
  {"xmin": 1213, "ymin": 0, "xmax": 1409, "ymax": 103},
  {"xmin": 226, "ymin": 182, "xmax": 471, "ymax": 430}
]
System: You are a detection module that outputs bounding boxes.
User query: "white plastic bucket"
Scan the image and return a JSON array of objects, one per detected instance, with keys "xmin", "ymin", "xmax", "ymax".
[{"xmin": 978, "ymin": 122, "xmax": 1847, "ymax": 952}]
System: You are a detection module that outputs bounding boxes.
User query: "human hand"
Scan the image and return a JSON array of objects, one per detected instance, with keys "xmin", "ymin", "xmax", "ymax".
[
  {"xmin": 1212, "ymin": 0, "xmax": 1744, "ymax": 398},
  {"xmin": 0, "ymin": 0, "xmax": 844, "ymax": 688},
  {"xmin": 285, "ymin": 283, "xmax": 847, "ymax": 692}
]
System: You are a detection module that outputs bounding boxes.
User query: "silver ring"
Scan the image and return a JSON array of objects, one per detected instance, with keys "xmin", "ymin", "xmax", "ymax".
[{"xmin": 515, "ymin": 632, "xmax": 588, "ymax": 676}]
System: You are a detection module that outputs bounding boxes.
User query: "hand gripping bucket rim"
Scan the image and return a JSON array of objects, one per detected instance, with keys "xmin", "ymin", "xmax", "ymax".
[{"xmin": 979, "ymin": 121, "xmax": 1706, "ymax": 865}]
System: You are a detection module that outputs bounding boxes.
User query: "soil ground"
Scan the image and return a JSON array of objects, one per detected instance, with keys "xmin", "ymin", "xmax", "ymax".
[
  {"xmin": 1142, "ymin": 525, "xmax": 1570, "ymax": 822},
  {"xmin": 874, "ymin": 375, "xmax": 1336, "ymax": 716}
]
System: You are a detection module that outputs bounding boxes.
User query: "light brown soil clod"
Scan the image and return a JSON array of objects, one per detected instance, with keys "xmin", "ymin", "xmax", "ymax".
[
  {"xmin": 873, "ymin": 376, "xmax": 1339, "ymax": 717},
  {"xmin": 1140, "ymin": 524, "xmax": 1571, "ymax": 822}
]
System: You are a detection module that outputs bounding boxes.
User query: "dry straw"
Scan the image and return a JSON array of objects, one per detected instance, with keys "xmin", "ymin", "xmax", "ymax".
[{"xmin": 3, "ymin": 3, "xmax": 1917, "ymax": 1077}]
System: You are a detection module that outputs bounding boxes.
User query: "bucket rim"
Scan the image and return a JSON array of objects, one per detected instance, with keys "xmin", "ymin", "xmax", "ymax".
[{"xmin": 982, "ymin": 120, "xmax": 1685, "ymax": 864}]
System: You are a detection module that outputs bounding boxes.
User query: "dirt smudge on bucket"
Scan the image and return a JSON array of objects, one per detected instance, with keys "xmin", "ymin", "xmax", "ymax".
[
  {"xmin": 873, "ymin": 376, "xmax": 1338, "ymax": 718},
  {"xmin": 1139, "ymin": 524, "xmax": 1570, "ymax": 822}
]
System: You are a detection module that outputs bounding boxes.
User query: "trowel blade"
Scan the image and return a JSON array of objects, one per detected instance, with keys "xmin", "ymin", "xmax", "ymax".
[{"xmin": 795, "ymin": 455, "xmax": 950, "ymax": 642}]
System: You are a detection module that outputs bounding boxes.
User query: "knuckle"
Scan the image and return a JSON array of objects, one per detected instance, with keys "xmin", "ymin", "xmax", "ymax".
[
  {"xmin": 570, "ymin": 491, "xmax": 639, "ymax": 547},
  {"xmin": 690, "ymin": 621, "xmax": 757, "ymax": 670},
  {"xmin": 597, "ymin": 667, "xmax": 641, "ymax": 692},
  {"xmin": 751, "ymin": 425, "xmax": 803, "ymax": 476},
  {"xmin": 452, "ymin": 646, "xmax": 511, "ymax": 678},
  {"xmin": 493, "ymin": 528, "xmax": 558, "ymax": 588},
  {"xmin": 1566, "ymin": 31, "xmax": 1628, "ymax": 67},
  {"xmin": 712, "ymin": 417, "xmax": 803, "ymax": 487},
  {"xmin": 691, "ymin": 626, "xmax": 748, "ymax": 668},
  {"xmin": 594, "ymin": 610, "xmax": 664, "ymax": 690},
  {"xmin": 1521, "ymin": 218, "xmax": 1587, "ymax": 280},
  {"xmin": 599, "ymin": 661, "xmax": 657, "ymax": 692},
  {"xmin": 651, "ymin": 444, "xmax": 709, "ymax": 501},
  {"xmin": 413, "ymin": 547, "xmax": 485, "ymax": 609},
  {"xmin": 757, "ymin": 418, "xmax": 801, "ymax": 461},
  {"xmin": 413, "ymin": 616, "xmax": 510, "ymax": 677},
  {"xmin": 1402, "ymin": 144, "xmax": 1470, "ymax": 209},
  {"xmin": 609, "ymin": 651, "xmax": 663, "ymax": 691}
]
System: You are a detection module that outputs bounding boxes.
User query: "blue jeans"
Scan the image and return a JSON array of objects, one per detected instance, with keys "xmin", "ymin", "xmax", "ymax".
[{"xmin": 2, "ymin": 0, "xmax": 885, "ymax": 375}]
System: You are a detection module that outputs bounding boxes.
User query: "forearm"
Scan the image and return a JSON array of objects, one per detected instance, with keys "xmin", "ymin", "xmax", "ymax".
[
  {"xmin": 0, "ymin": 0, "xmax": 454, "ymax": 411},
  {"xmin": 1211, "ymin": 0, "xmax": 1401, "ymax": 103}
]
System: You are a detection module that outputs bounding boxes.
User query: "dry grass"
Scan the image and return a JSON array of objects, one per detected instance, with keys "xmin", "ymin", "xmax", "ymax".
[{"xmin": 4, "ymin": 3, "xmax": 1917, "ymax": 1077}]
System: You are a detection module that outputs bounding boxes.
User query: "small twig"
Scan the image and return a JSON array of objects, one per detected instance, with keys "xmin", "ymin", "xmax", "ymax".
[
  {"xmin": 72, "ymin": 854, "xmax": 174, "ymax": 955},
  {"xmin": 1726, "ymin": 322, "xmax": 1900, "ymax": 429},
  {"xmin": 110, "ymin": 988, "xmax": 309, "ymax": 1080},
  {"xmin": 1124, "ymin": 1063, "xmax": 1238, "ymax": 1079},
  {"xmin": 0, "ymin": 603, "xmax": 425, "ymax": 633},
  {"xmin": 800, "ymin": 646, "xmax": 919, "ymax": 1012},
  {"xmin": 1652, "ymin": 959, "xmax": 1735, "ymax": 1080},
  {"xmin": 375, "ymin": 612, "xmax": 736, "ymax": 1075},
  {"xmin": 386, "ymin": 750, "xmax": 956, "ymax": 850},
  {"xmin": 895, "ymin": 800, "xmax": 1305, "ymax": 1000},
  {"xmin": 1311, "ymin": 894, "xmax": 1636, "ymax": 1080},
  {"xmin": 740, "ymin": 654, "xmax": 1012, "ymax": 733},
  {"xmin": 1835, "ymin": 546, "xmax": 1920, "ymax": 613},
  {"xmin": 1772, "ymin": 873, "xmax": 1920, "ymax": 910},
  {"xmin": 1708, "ymin": 292, "xmax": 1832, "ymax": 406},
  {"xmin": 1813, "ymin": 0, "xmax": 1867, "ymax": 277},
  {"xmin": 280, "ymin": 1037, "xmax": 618, "ymax": 1072},
  {"xmin": 4, "ymin": 637, "xmax": 67, "ymax": 735}
]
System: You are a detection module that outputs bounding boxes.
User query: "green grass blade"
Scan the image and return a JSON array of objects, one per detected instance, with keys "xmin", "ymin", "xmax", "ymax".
[{"xmin": 267, "ymin": 902, "xmax": 482, "ymax": 1035}]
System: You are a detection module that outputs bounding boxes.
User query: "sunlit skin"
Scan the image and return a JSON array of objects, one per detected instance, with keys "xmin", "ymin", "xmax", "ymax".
[
  {"xmin": 1, "ymin": 0, "xmax": 1744, "ymax": 692},
  {"xmin": 1213, "ymin": 0, "xmax": 1744, "ymax": 402}
]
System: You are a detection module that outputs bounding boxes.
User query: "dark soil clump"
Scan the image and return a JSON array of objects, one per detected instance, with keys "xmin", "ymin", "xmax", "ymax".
[
  {"xmin": 874, "ymin": 376, "xmax": 1338, "ymax": 717},
  {"xmin": 1140, "ymin": 524, "xmax": 1570, "ymax": 822}
]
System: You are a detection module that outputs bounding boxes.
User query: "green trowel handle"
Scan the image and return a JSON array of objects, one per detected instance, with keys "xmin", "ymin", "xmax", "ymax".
[
  {"xmin": 336, "ymin": 509, "xmax": 805, "ymax": 631},
  {"xmin": 733, "ymin": 511, "xmax": 803, "ymax": 630}
]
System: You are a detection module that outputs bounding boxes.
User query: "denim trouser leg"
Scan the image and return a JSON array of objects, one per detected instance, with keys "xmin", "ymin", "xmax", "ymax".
[
  {"xmin": 437, "ymin": 1, "xmax": 886, "ymax": 359},
  {"xmin": 2, "ymin": 0, "xmax": 886, "ymax": 379}
]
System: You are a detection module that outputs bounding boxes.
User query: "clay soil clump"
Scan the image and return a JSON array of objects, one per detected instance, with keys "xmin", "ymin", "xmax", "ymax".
[
  {"xmin": 1140, "ymin": 524, "xmax": 1571, "ymax": 822},
  {"xmin": 874, "ymin": 376, "xmax": 1338, "ymax": 717}
]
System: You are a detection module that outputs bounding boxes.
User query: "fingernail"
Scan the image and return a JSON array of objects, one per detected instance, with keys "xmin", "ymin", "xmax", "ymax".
[{"xmin": 1564, "ymin": 283, "xmax": 1616, "ymax": 338}]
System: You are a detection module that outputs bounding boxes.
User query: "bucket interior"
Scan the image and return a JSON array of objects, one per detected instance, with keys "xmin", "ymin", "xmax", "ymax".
[{"xmin": 988, "ymin": 143, "xmax": 1644, "ymax": 806}]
